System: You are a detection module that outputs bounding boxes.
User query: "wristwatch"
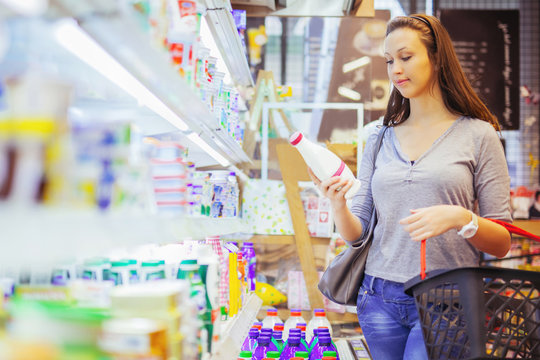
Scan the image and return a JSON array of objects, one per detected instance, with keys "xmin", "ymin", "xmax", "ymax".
[{"xmin": 457, "ymin": 210, "xmax": 479, "ymax": 238}]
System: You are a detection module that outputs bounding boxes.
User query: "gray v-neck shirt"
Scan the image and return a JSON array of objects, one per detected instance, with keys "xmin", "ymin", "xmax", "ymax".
[{"xmin": 350, "ymin": 117, "xmax": 512, "ymax": 283}]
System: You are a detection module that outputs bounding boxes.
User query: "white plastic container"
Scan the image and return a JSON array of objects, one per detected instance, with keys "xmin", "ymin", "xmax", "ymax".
[
  {"xmin": 306, "ymin": 308, "xmax": 333, "ymax": 343},
  {"xmin": 283, "ymin": 308, "xmax": 306, "ymax": 341},
  {"xmin": 195, "ymin": 244, "xmax": 220, "ymax": 312},
  {"xmin": 261, "ymin": 307, "xmax": 282, "ymax": 331},
  {"xmin": 289, "ymin": 131, "xmax": 361, "ymax": 199}
]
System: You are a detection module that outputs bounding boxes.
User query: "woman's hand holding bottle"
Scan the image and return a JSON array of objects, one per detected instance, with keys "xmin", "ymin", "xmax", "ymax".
[{"xmin": 307, "ymin": 167, "xmax": 353, "ymax": 210}]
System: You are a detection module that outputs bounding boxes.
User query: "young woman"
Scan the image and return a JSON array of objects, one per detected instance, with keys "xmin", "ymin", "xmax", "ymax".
[{"xmin": 310, "ymin": 14, "xmax": 512, "ymax": 359}]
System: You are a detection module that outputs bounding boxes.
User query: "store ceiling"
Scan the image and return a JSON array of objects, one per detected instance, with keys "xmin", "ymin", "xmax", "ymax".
[{"xmin": 231, "ymin": 0, "xmax": 374, "ymax": 17}]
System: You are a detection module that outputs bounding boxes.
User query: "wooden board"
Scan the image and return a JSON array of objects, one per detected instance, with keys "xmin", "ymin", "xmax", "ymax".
[
  {"xmin": 276, "ymin": 143, "xmax": 324, "ymax": 309},
  {"xmin": 249, "ymin": 235, "xmax": 331, "ymax": 245}
]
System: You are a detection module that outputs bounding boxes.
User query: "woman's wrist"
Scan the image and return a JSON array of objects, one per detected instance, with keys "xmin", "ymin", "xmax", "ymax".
[
  {"xmin": 454, "ymin": 206, "xmax": 473, "ymax": 230},
  {"xmin": 332, "ymin": 200, "xmax": 349, "ymax": 214}
]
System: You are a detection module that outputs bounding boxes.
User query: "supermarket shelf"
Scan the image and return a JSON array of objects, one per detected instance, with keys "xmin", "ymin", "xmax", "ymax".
[
  {"xmin": 483, "ymin": 253, "xmax": 540, "ymax": 263},
  {"xmin": 256, "ymin": 308, "xmax": 358, "ymax": 324},
  {"xmin": 48, "ymin": 0, "xmax": 251, "ymax": 166},
  {"xmin": 203, "ymin": 0, "xmax": 254, "ymax": 87},
  {"xmin": 249, "ymin": 234, "xmax": 331, "ymax": 245},
  {"xmin": 215, "ymin": 293, "xmax": 263, "ymax": 360},
  {"xmin": 0, "ymin": 206, "xmax": 248, "ymax": 266}
]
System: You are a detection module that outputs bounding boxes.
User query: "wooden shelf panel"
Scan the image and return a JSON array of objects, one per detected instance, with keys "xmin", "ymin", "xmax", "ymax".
[
  {"xmin": 256, "ymin": 308, "xmax": 358, "ymax": 325},
  {"xmin": 249, "ymin": 235, "xmax": 331, "ymax": 245}
]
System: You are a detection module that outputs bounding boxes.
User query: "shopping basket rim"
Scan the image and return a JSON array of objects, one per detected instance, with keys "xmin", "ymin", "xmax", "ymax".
[{"xmin": 403, "ymin": 265, "xmax": 540, "ymax": 296}]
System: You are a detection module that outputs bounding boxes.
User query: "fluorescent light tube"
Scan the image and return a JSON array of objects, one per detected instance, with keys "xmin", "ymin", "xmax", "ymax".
[
  {"xmin": 188, "ymin": 133, "xmax": 230, "ymax": 167},
  {"xmin": 53, "ymin": 18, "xmax": 189, "ymax": 132},
  {"xmin": 342, "ymin": 56, "xmax": 371, "ymax": 73},
  {"xmin": 337, "ymin": 86, "xmax": 361, "ymax": 101},
  {"xmin": 0, "ymin": 0, "xmax": 47, "ymax": 15}
]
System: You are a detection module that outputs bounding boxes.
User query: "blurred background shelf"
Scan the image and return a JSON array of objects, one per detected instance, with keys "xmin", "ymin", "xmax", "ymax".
[
  {"xmin": 512, "ymin": 220, "xmax": 540, "ymax": 235},
  {"xmin": 0, "ymin": 206, "xmax": 247, "ymax": 266}
]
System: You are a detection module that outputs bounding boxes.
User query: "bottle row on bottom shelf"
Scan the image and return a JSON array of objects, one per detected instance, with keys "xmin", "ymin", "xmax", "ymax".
[
  {"xmin": 0, "ymin": 281, "xmax": 266, "ymax": 360},
  {"xmin": 0, "ymin": 235, "xmax": 262, "ymax": 360},
  {"xmin": 231, "ymin": 306, "xmax": 374, "ymax": 360},
  {"xmin": 234, "ymin": 307, "xmax": 340, "ymax": 360}
]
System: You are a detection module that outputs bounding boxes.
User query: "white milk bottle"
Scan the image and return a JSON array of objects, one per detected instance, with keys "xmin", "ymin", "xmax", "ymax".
[
  {"xmin": 289, "ymin": 131, "xmax": 361, "ymax": 199},
  {"xmin": 306, "ymin": 308, "xmax": 332, "ymax": 343}
]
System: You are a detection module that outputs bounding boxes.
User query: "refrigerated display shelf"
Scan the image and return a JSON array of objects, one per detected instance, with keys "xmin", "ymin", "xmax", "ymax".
[
  {"xmin": 0, "ymin": 205, "xmax": 247, "ymax": 266},
  {"xmin": 204, "ymin": 0, "xmax": 254, "ymax": 87},
  {"xmin": 48, "ymin": 0, "xmax": 252, "ymax": 166}
]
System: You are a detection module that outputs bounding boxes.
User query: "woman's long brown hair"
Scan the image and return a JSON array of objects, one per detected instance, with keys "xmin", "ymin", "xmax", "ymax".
[{"xmin": 382, "ymin": 14, "xmax": 500, "ymax": 131}]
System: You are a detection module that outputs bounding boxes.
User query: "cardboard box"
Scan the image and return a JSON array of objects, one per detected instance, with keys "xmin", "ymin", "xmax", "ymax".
[{"xmin": 242, "ymin": 180, "xmax": 334, "ymax": 237}]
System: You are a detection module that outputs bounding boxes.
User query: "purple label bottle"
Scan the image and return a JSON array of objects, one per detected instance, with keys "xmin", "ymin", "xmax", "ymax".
[
  {"xmin": 307, "ymin": 328, "xmax": 319, "ymax": 353},
  {"xmin": 253, "ymin": 335, "xmax": 272, "ymax": 360},
  {"xmin": 272, "ymin": 330, "xmax": 284, "ymax": 352},
  {"xmin": 309, "ymin": 334, "xmax": 338, "ymax": 360},
  {"xmin": 242, "ymin": 242, "xmax": 256, "ymax": 291},
  {"xmin": 308, "ymin": 327, "xmax": 331, "ymax": 354},
  {"xmin": 280, "ymin": 334, "xmax": 302, "ymax": 360},
  {"xmin": 288, "ymin": 328, "xmax": 308, "ymax": 353},
  {"xmin": 242, "ymin": 328, "xmax": 260, "ymax": 352}
]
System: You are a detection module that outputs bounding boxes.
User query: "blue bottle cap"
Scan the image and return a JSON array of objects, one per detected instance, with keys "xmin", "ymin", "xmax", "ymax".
[
  {"xmin": 318, "ymin": 335, "xmax": 332, "ymax": 344},
  {"xmin": 287, "ymin": 335, "xmax": 300, "ymax": 344},
  {"xmin": 257, "ymin": 335, "xmax": 271, "ymax": 344}
]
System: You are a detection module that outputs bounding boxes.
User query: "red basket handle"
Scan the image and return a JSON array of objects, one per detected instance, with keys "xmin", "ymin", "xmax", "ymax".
[
  {"xmin": 486, "ymin": 218, "xmax": 540, "ymax": 242},
  {"xmin": 419, "ymin": 219, "xmax": 540, "ymax": 280},
  {"xmin": 421, "ymin": 239, "xmax": 426, "ymax": 280}
]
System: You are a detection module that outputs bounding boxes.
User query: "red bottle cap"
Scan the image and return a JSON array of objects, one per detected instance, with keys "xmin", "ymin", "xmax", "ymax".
[
  {"xmin": 267, "ymin": 308, "xmax": 278, "ymax": 316},
  {"xmin": 289, "ymin": 131, "xmax": 303, "ymax": 146},
  {"xmin": 290, "ymin": 309, "xmax": 302, "ymax": 316}
]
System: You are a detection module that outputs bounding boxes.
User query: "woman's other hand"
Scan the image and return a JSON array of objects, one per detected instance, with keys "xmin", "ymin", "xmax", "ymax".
[{"xmin": 399, "ymin": 205, "xmax": 468, "ymax": 241}]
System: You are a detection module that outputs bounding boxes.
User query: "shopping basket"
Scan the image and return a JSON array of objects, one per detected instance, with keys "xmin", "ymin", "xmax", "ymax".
[{"xmin": 404, "ymin": 220, "xmax": 540, "ymax": 360}]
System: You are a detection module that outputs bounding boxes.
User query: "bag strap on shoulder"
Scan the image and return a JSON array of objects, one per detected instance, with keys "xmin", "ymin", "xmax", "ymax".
[{"xmin": 373, "ymin": 125, "xmax": 388, "ymax": 163}]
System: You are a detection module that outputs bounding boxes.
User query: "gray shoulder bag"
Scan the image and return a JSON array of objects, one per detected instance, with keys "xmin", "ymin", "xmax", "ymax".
[{"xmin": 318, "ymin": 126, "xmax": 388, "ymax": 306}]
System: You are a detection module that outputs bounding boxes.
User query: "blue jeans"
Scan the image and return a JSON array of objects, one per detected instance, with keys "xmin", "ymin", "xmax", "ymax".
[{"xmin": 356, "ymin": 274, "xmax": 428, "ymax": 360}]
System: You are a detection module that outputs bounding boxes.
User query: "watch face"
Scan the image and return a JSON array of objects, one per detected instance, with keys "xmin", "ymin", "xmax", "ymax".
[{"xmin": 463, "ymin": 228, "xmax": 475, "ymax": 237}]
